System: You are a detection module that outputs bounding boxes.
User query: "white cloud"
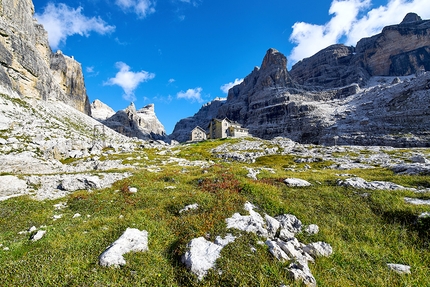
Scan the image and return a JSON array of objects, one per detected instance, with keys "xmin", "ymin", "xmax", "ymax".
[
  {"xmin": 177, "ymin": 87, "xmax": 204, "ymax": 103},
  {"xmin": 220, "ymin": 78, "xmax": 244, "ymax": 94},
  {"xmin": 104, "ymin": 62, "xmax": 155, "ymax": 102},
  {"xmin": 115, "ymin": 0, "xmax": 156, "ymax": 18},
  {"xmin": 178, "ymin": 0, "xmax": 200, "ymax": 6},
  {"xmin": 168, "ymin": 78, "xmax": 176, "ymax": 84},
  {"xmin": 35, "ymin": 3, "xmax": 115, "ymax": 50},
  {"xmin": 289, "ymin": 0, "xmax": 430, "ymax": 64}
]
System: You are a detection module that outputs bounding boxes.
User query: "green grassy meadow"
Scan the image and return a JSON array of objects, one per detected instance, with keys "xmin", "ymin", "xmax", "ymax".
[{"xmin": 0, "ymin": 139, "xmax": 429, "ymax": 286}]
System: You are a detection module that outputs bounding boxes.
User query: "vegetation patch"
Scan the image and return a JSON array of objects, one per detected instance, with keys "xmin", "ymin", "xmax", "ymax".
[{"xmin": 1, "ymin": 140, "xmax": 429, "ymax": 286}]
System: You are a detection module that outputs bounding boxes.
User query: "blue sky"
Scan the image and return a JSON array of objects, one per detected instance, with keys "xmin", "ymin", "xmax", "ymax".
[{"xmin": 32, "ymin": 0, "xmax": 430, "ymax": 134}]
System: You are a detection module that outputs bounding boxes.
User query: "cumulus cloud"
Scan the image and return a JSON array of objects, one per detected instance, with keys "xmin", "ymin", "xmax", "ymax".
[
  {"xmin": 289, "ymin": 0, "xmax": 430, "ymax": 64},
  {"xmin": 104, "ymin": 62, "xmax": 155, "ymax": 101},
  {"xmin": 35, "ymin": 3, "xmax": 115, "ymax": 50},
  {"xmin": 115, "ymin": 0, "xmax": 156, "ymax": 18},
  {"xmin": 177, "ymin": 87, "xmax": 204, "ymax": 103},
  {"xmin": 220, "ymin": 78, "xmax": 244, "ymax": 94}
]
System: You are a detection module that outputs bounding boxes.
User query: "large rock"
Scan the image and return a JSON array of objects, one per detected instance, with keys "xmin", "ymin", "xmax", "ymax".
[
  {"xmin": 337, "ymin": 177, "xmax": 413, "ymax": 191},
  {"xmin": 99, "ymin": 228, "xmax": 149, "ymax": 267},
  {"xmin": 182, "ymin": 234, "xmax": 236, "ymax": 280}
]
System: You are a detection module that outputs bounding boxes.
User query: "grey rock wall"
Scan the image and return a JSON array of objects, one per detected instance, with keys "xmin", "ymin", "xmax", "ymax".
[{"xmin": 0, "ymin": 0, "xmax": 91, "ymax": 115}]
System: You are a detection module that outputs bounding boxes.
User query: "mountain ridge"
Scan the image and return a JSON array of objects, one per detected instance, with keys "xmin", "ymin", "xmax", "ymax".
[{"xmin": 171, "ymin": 13, "xmax": 430, "ymax": 147}]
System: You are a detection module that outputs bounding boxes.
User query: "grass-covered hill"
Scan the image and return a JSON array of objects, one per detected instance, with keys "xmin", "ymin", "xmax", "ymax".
[{"xmin": 1, "ymin": 138, "xmax": 429, "ymax": 286}]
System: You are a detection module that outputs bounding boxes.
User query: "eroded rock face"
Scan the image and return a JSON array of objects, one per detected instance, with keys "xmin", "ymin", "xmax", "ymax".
[
  {"xmin": 356, "ymin": 13, "xmax": 430, "ymax": 77},
  {"xmin": 290, "ymin": 13, "xmax": 430, "ymax": 88},
  {"xmin": 50, "ymin": 51, "xmax": 91, "ymax": 115},
  {"xmin": 0, "ymin": 0, "xmax": 91, "ymax": 115},
  {"xmin": 290, "ymin": 44, "xmax": 370, "ymax": 88}
]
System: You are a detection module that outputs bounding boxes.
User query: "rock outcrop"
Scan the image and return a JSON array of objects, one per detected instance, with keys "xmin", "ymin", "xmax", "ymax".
[
  {"xmin": 289, "ymin": 44, "xmax": 370, "ymax": 88},
  {"xmin": 103, "ymin": 102, "xmax": 169, "ymax": 142},
  {"xmin": 290, "ymin": 13, "xmax": 430, "ymax": 89},
  {"xmin": 171, "ymin": 14, "xmax": 430, "ymax": 147},
  {"xmin": 50, "ymin": 50, "xmax": 91, "ymax": 115},
  {"xmin": 0, "ymin": 0, "xmax": 91, "ymax": 115},
  {"xmin": 91, "ymin": 99, "xmax": 116, "ymax": 121}
]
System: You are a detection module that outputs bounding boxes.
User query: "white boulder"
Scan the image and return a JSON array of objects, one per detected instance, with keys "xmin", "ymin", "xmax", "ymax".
[
  {"xmin": 265, "ymin": 214, "xmax": 280, "ymax": 239},
  {"xmin": 288, "ymin": 259, "xmax": 317, "ymax": 287},
  {"xmin": 31, "ymin": 230, "xmax": 46, "ymax": 241},
  {"xmin": 276, "ymin": 214, "xmax": 302, "ymax": 239},
  {"xmin": 338, "ymin": 177, "xmax": 412, "ymax": 191},
  {"xmin": 226, "ymin": 202, "xmax": 268, "ymax": 237},
  {"xmin": 283, "ymin": 178, "xmax": 311, "ymax": 187},
  {"xmin": 99, "ymin": 228, "xmax": 149, "ymax": 267},
  {"xmin": 303, "ymin": 242, "xmax": 333, "ymax": 258},
  {"xmin": 265, "ymin": 240, "xmax": 290, "ymax": 261},
  {"xmin": 404, "ymin": 197, "xmax": 430, "ymax": 205},
  {"xmin": 387, "ymin": 263, "xmax": 411, "ymax": 274},
  {"xmin": 182, "ymin": 234, "xmax": 236, "ymax": 280},
  {"xmin": 304, "ymin": 224, "xmax": 319, "ymax": 235}
]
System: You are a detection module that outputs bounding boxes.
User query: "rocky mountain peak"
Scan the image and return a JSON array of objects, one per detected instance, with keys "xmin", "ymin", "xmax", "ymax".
[
  {"xmin": 401, "ymin": 12, "xmax": 422, "ymax": 24},
  {"xmin": 125, "ymin": 102, "xmax": 137, "ymax": 113},
  {"xmin": 90, "ymin": 99, "xmax": 115, "ymax": 121},
  {"xmin": 226, "ymin": 48, "xmax": 295, "ymax": 102},
  {"xmin": 261, "ymin": 48, "xmax": 286, "ymax": 71},
  {"xmin": 50, "ymin": 50, "xmax": 91, "ymax": 115},
  {"xmin": 102, "ymin": 103, "xmax": 169, "ymax": 142},
  {"xmin": 138, "ymin": 104, "xmax": 154, "ymax": 113}
]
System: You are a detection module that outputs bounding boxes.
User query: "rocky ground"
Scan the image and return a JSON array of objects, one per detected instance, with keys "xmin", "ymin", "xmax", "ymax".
[
  {"xmin": 1, "ymin": 101, "xmax": 430, "ymax": 285},
  {"xmin": 0, "ymin": 91, "xmax": 160, "ymax": 200}
]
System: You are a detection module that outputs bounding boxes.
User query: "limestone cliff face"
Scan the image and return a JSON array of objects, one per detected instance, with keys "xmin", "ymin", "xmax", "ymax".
[
  {"xmin": 0, "ymin": 0, "xmax": 91, "ymax": 115},
  {"xmin": 290, "ymin": 13, "xmax": 430, "ymax": 89},
  {"xmin": 50, "ymin": 51, "xmax": 91, "ymax": 115},
  {"xmin": 103, "ymin": 103, "xmax": 169, "ymax": 142},
  {"xmin": 289, "ymin": 44, "xmax": 370, "ymax": 88},
  {"xmin": 355, "ymin": 13, "xmax": 430, "ymax": 77}
]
